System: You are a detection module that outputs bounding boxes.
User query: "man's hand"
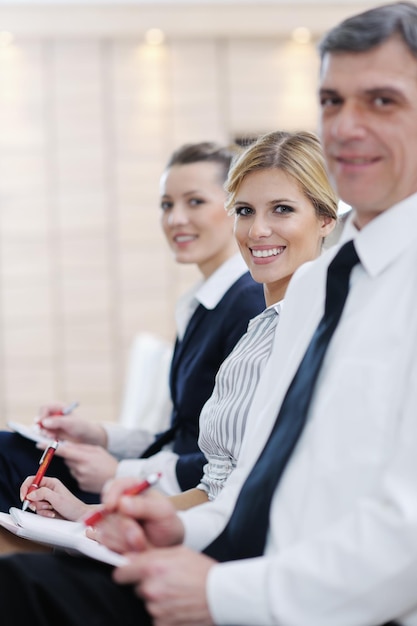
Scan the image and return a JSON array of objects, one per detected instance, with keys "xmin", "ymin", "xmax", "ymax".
[
  {"xmin": 113, "ymin": 545, "xmax": 216, "ymax": 626},
  {"xmin": 93, "ymin": 477, "xmax": 185, "ymax": 552},
  {"xmin": 94, "ymin": 478, "xmax": 214, "ymax": 625},
  {"xmin": 50, "ymin": 443, "xmax": 118, "ymax": 492}
]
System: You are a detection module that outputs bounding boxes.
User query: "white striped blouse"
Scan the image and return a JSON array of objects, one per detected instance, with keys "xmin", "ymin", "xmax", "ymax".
[{"xmin": 197, "ymin": 302, "xmax": 281, "ymax": 500}]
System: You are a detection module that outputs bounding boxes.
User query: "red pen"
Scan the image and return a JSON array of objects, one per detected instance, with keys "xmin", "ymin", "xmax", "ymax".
[
  {"xmin": 58, "ymin": 401, "xmax": 79, "ymax": 416},
  {"xmin": 83, "ymin": 472, "xmax": 161, "ymax": 527},
  {"xmin": 22, "ymin": 439, "xmax": 59, "ymax": 511}
]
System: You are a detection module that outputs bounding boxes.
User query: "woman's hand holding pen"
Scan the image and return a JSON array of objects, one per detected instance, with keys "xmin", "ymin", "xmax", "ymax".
[
  {"xmin": 50, "ymin": 443, "xmax": 119, "ymax": 492},
  {"xmin": 20, "ymin": 475, "xmax": 92, "ymax": 521},
  {"xmin": 35, "ymin": 402, "xmax": 108, "ymax": 447},
  {"xmin": 34, "ymin": 401, "xmax": 117, "ymax": 493}
]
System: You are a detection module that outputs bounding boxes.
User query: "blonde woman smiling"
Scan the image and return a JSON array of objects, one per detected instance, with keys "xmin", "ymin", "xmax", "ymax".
[{"xmin": 18, "ymin": 131, "xmax": 337, "ymax": 522}]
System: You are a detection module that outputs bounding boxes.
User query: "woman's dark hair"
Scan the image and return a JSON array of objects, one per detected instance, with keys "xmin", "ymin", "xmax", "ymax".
[{"xmin": 165, "ymin": 142, "xmax": 241, "ymax": 184}]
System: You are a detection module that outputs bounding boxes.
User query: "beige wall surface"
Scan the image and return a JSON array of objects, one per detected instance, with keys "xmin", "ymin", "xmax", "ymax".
[{"xmin": 0, "ymin": 2, "xmax": 376, "ymax": 426}]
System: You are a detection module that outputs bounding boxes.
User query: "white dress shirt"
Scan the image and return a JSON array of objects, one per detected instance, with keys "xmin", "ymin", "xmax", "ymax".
[
  {"xmin": 104, "ymin": 253, "xmax": 250, "ymax": 496},
  {"xmin": 181, "ymin": 193, "xmax": 417, "ymax": 625}
]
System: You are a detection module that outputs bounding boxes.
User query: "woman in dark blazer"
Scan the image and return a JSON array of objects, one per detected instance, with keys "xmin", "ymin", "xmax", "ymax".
[{"xmin": 0, "ymin": 142, "xmax": 264, "ymax": 512}]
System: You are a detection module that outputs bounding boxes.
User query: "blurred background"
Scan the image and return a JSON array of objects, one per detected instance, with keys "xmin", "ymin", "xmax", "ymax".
[{"xmin": 0, "ymin": 0, "xmax": 376, "ymax": 426}]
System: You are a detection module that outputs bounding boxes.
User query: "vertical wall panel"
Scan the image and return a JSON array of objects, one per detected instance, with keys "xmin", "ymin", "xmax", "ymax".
[
  {"xmin": 169, "ymin": 40, "xmax": 226, "ymax": 144},
  {"xmin": 228, "ymin": 38, "xmax": 319, "ymax": 136},
  {"xmin": 0, "ymin": 42, "xmax": 54, "ymax": 421},
  {"xmin": 0, "ymin": 31, "xmax": 323, "ymax": 428},
  {"xmin": 49, "ymin": 40, "xmax": 117, "ymax": 421},
  {"xmin": 110, "ymin": 41, "xmax": 176, "ymax": 359}
]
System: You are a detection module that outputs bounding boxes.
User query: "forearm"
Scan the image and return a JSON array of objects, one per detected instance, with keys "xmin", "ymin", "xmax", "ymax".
[
  {"xmin": 170, "ymin": 488, "xmax": 209, "ymax": 511},
  {"xmin": 208, "ymin": 509, "xmax": 417, "ymax": 626},
  {"xmin": 208, "ymin": 438, "xmax": 417, "ymax": 626}
]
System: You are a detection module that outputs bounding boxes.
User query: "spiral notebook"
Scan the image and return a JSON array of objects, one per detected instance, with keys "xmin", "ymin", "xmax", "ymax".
[{"xmin": 0, "ymin": 507, "xmax": 127, "ymax": 567}]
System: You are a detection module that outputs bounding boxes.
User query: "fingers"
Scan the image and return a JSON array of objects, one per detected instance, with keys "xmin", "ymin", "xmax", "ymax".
[
  {"xmin": 94, "ymin": 515, "xmax": 149, "ymax": 553},
  {"xmin": 102, "ymin": 483, "xmax": 173, "ymax": 525},
  {"xmin": 101, "ymin": 477, "xmax": 142, "ymax": 509},
  {"xmin": 99, "ymin": 478, "xmax": 184, "ymax": 549},
  {"xmin": 26, "ymin": 497, "xmax": 59, "ymax": 519},
  {"xmin": 21, "ymin": 486, "xmax": 55, "ymax": 515},
  {"xmin": 20, "ymin": 475, "xmax": 36, "ymax": 498},
  {"xmin": 38, "ymin": 415, "xmax": 72, "ymax": 434},
  {"xmin": 85, "ymin": 526, "xmax": 98, "ymax": 541},
  {"xmin": 21, "ymin": 479, "xmax": 88, "ymax": 522},
  {"xmin": 49, "ymin": 441, "xmax": 78, "ymax": 459},
  {"xmin": 53, "ymin": 442, "xmax": 108, "ymax": 460},
  {"xmin": 36, "ymin": 403, "xmax": 66, "ymax": 424},
  {"xmin": 20, "ymin": 475, "xmax": 60, "ymax": 501},
  {"xmin": 117, "ymin": 489, "xmax": 174, "ymax": 522},
  {"xmin": 30, "ymin": 500, "xmax": 57, "ymax": 518},
  {"xmin": 112, "ymin": 552, "xmax": 150, "ymax": 584},
  {"xmin": 47, "ymin": 442, "xmax": 99, "ymax": 464}
]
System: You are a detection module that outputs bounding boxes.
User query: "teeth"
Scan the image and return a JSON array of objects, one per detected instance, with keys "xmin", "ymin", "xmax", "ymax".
[
  {"xmin": 175, "ymin": 235, "xmax": 196, "ymax": 243},
  {"xmin": 252, "ymin": 247, "xmax": 284, "ymax": 258}
]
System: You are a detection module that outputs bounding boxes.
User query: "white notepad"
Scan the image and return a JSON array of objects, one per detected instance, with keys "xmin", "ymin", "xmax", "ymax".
[
  {"xmin": 7, "ymin": 421, "xmax": 54, "ymax": 446},
  {"xmin": 0, "ymin": 508, "xmax": 127, "ymax": 567}
]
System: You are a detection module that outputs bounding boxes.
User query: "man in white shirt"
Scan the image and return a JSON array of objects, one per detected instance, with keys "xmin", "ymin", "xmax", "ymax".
[{"xmin": 0, "ymin": 2, "xmax": 417, "ymax": 625}]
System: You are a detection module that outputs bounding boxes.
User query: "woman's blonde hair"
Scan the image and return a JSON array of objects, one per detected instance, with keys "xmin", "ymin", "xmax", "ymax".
[{"xmin": 225, "ymin": 130, "xmax": 338, "ymax": 223}]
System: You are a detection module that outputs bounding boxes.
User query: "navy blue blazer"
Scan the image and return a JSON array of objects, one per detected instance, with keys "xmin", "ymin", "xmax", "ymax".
[{"xmin": 141, "ymin": 271, "xmax": 265, "ymax": 490}]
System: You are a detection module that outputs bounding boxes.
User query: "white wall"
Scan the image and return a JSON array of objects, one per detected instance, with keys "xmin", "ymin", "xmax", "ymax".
[{"xmin": 0, "ymin": 2, "xmax": 377, "ymax": 425}]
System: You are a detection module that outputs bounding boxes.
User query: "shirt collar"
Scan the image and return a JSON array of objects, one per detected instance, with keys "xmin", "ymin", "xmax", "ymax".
[
  {"xmin": 266, "ymin": 301, "xmax": 282, "ymax": 316},
  {"xmin": 196, "ymin": 253, "xmax": 249, "ymax": 309},
  {"xmin": 175, "ymin": 253, "xmax": 249, "ymax": 339},
  {"xmin": 246, "ymin": 300, "xmax": 282, "ymax": 332},
  {"xmin": 338, "ymin": 192, "xmax": 417, "ymax": 277}
]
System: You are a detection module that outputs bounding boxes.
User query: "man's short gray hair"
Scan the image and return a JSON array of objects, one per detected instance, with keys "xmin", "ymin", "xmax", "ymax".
[{"xmin": 318, "ymin": 2, "xmax": 417, "ymax": 60}]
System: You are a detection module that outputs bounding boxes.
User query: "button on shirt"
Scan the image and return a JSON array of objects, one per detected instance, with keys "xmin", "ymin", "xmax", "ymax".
[{"xmin": 181, "ymin": 193, "xmax": 417, "ymax": 626}]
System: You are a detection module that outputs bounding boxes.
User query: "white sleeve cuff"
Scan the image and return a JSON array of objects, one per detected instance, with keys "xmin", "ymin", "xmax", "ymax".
[
  {"xmin": 207, "ymin": 557, "xmax": 272, "ymax": 626},
  {"xmin": 103, "ymin": 423, "xmax": 155, "ymax": 459},
  {"xmin": 116, "ymin": 451, "xmax": 182, "ymax": 496}
]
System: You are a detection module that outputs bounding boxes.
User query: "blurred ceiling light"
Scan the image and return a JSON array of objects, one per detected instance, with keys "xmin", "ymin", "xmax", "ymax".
[
  {"xmin": 144, "ymin": 28, "xmax": 165, "ymax": 46},
  {"xmin": 0, "ymin": 31, "xmax": 14, "ymax": 47},
  {"xmin": 291, "ymin": 27, "xmax": 311, "ymax": 45}
]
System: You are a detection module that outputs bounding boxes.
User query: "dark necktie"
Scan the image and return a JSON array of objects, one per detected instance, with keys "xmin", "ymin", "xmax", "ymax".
[
  {"xmin": 205, "ymin": 240, "xmax": 360, "ymax": 562},
  {"xmin": 140, "ymin": 426, "xmax": 178, "ymax": 458}
]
